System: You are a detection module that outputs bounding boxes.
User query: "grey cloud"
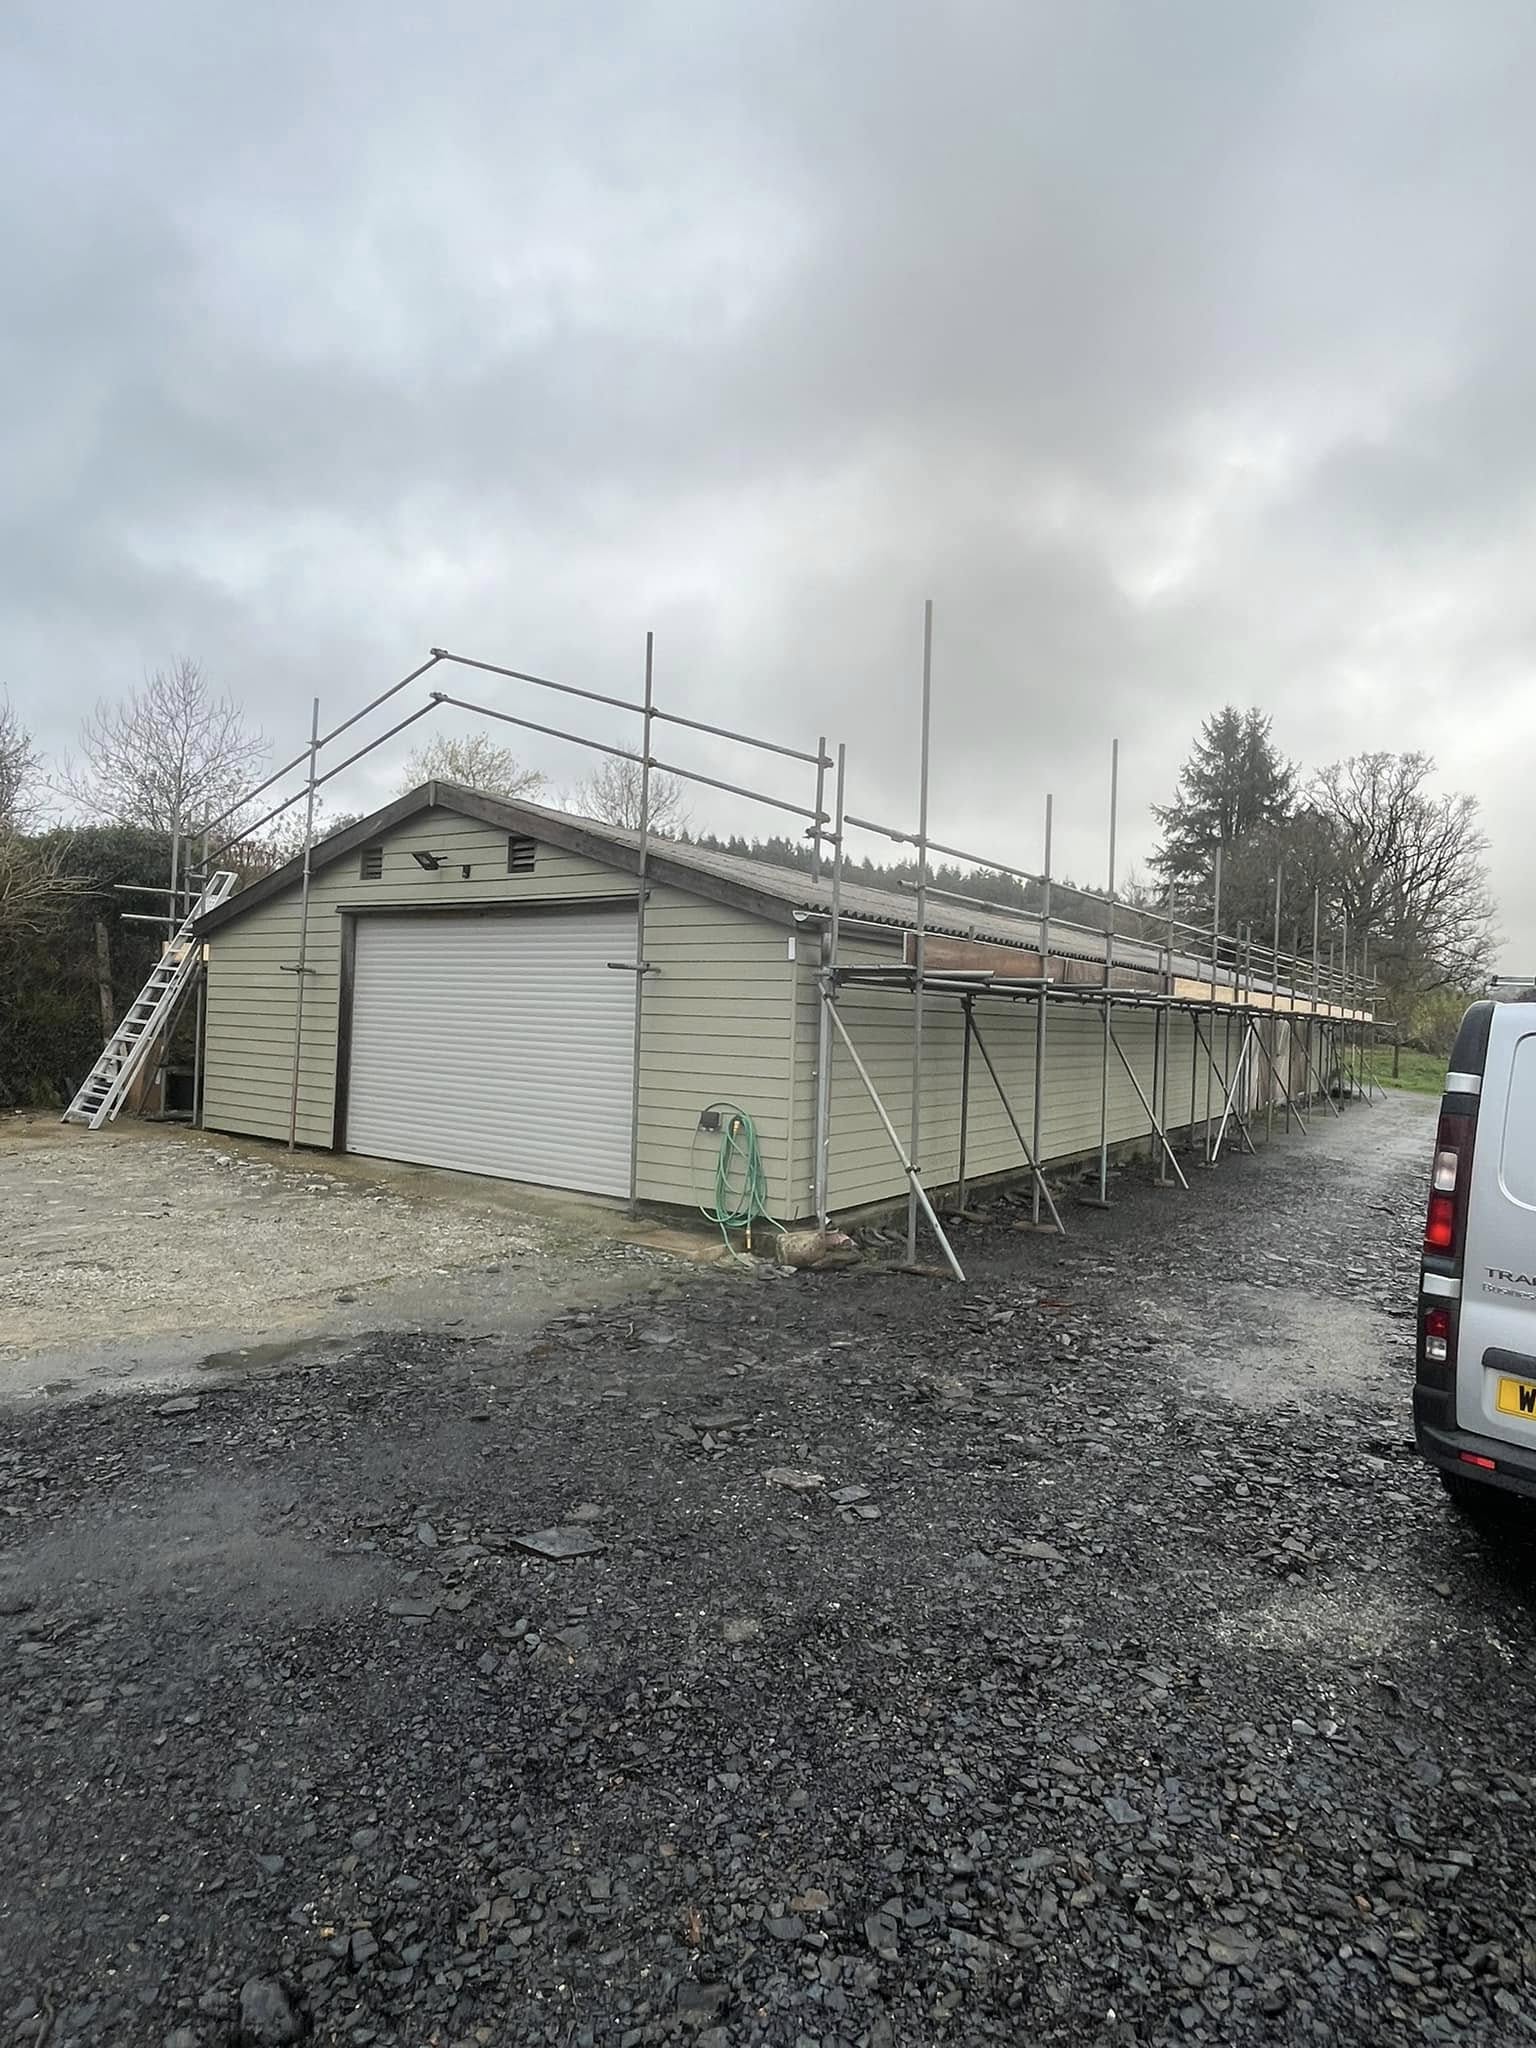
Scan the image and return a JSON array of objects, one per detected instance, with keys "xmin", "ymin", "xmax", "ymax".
[{"xmin": 2, "ymin": 1, "xmax": 1534, "ymax": 950}]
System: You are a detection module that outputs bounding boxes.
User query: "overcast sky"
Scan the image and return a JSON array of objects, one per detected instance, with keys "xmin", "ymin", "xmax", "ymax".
[{"xmin": 4, "ymin": 2, "xmax": 1534, "ymax": 965}]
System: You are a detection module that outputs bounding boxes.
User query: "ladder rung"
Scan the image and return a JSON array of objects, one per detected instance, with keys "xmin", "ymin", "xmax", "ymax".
[{"xmin": 63, "ymin": 898, "xmax": 223, "ymax": 1127}]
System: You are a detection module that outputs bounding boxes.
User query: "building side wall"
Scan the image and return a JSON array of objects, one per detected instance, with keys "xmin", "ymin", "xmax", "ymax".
[
  {"xmin": 818, "ymin": 989, "xmax": 1175, "ymax": 1213},
  {"xmin": 632, "ymin": 900, "xmax": 798, "ymax": 1211},
  {"xmin": 788, "ymin": 941, "xmax": 1315, "ymax": 1216},
  {"xmin": 205, "ymin": 818, "xmax": 1327, "ymax": 1222}
]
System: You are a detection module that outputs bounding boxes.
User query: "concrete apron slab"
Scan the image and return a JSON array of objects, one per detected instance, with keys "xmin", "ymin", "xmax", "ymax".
[{"xmin": 0, "ymin": 1116, "xmax": 718, "ymax": 1409}]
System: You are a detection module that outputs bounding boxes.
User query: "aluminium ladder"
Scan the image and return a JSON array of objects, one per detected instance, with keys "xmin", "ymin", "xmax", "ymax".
[{"xmin": 61, "ymin": 871, "xmax": 240, "ymax": 1129}]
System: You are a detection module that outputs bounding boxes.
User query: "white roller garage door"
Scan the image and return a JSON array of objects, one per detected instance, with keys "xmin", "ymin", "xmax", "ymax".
[{"xmin": 344, "ymin": 908, "xmax": 637, "ymax": 1197}]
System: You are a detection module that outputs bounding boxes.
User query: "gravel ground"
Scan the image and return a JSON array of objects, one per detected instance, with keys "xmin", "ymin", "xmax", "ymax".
[
  {"xmin": 6, "ymin": 1089, "xmax": 1536, "ymax": 2047},
  {"xmin": 0, "ymin": 1119, "xmax": 690, "ymax": 1399}
]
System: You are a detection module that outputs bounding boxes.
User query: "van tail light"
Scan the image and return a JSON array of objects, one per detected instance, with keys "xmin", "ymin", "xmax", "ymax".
[
  {"xmin": 1423, "ymin": 1111, "xmax": 1475, "ymax": 1260},
  {"xmin": 1424, "ymin": 1195, "xmax": 1455, "ymax": 1250},
  {"xmin": 1422, "ymin": 1304, "xmax": 1452, "ymax": 1366}
]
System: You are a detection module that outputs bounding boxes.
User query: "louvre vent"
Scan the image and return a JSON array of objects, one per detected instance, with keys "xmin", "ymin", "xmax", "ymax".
[
  {"xmin": 507, "ymin": 835, "xmax": 537, "ymax": 874},
  {"xmin": 360, "ymin": 844, "xmax": 384, "ymax": 880}
]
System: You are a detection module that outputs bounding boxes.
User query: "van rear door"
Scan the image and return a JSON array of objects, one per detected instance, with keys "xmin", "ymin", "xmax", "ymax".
[{"xmin": 1457, "ymin": 1002, "xmax": 1536, "ymax": 1441}]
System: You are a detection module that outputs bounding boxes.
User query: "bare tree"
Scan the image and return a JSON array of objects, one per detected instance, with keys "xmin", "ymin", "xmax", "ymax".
[
  {"xmin": 1208, "ymin": 807, "xmax": 1340, "ymax": 955},
  {"xmin": 0, "ymin": 694, "xmax": 86, "ymax": 943},
  {"xmin": 60, "ymin": 659, "xmax": 267, "ymax": 834},
  {"xmin": 1311, "ymin": 752, "xmax": 1495, "ymax": 993},
  {"xmin": 399, "ymin": 732, "xmax": 545, "ymax": 801},
  {"xmin": 0, "ymin": 835, "xmax": 89, "ymax": 942},
  {"xmin": 0, "ymin": 690, "xmax": 39, "ymax": 829},
  {"xmin": 571, "ymin": 756, "xmax": 688, "ymax": 834},
  {"xmin": 223, "ymin": 801, "xmax": 366, "ymax": 879}
]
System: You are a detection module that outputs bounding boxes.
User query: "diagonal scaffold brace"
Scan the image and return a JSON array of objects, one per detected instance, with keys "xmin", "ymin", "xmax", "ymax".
[
  {"xmin": 1247, "ymin": 1015, "xmax": 1310, "ymax": 1135},
  {"xmin": 823, "ymin": 997, "xmax": 966, "ymax": 1281},
  {"xmin": 1193, "ymin": 1010, "xmax": 1257, "ymax": 1161},
  {"xmin": 1208, "ymin": 1019, "xmax": 1261, "ymax": 1165},
  {"xmin": 964, "ymin": 1007, "xmax": 1067, "ymax": 1235},
  {"xmin": 1107, "ymin": 1018, "xmax": 1190, "ymax": 1190},
  {"xmin": 1296, "ymin": 1017, "xmax": 1343, "ymax": 1117}
]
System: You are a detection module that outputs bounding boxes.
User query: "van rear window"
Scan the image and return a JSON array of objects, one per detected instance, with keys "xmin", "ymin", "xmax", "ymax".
[{"xmin": 1500, "ymin": 1034, "xmax": 1536, "ymax": 1209}]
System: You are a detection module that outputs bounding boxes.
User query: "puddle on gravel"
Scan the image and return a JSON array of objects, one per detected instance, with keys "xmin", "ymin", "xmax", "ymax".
[
  {"xmin": 195, "ymin": 1333, "xmax": 356, "ymax": 1376},
  {"xmin": 0, "ymin": 1476, "xmax": 388, "ymax": 1617},
  {"xmin": 1183, "ymin": 1285, "xmax": 1402, "ymax": 1408}
]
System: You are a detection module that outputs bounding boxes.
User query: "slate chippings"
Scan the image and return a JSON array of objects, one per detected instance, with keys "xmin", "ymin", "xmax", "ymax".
[{"xmin": 3, "ymin": 1094, "xmax": 1535, "ymax": 2044}]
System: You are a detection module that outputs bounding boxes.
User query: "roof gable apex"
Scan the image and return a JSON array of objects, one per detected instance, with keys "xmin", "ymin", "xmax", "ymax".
[{"xmin": 194, "ymin": 781, "xmax": 799, "ymax": 939}]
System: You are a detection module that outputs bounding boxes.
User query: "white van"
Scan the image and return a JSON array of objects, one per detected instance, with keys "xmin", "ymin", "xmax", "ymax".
[{"xmin": 1416, "ymin": 996, "xmax": 1536, "ymax": 1512}]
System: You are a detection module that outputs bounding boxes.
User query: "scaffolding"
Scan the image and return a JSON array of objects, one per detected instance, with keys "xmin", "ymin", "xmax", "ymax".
[{"xmin": 73, "ymin": 608, "xmax": 1377, "ymax": 1275}]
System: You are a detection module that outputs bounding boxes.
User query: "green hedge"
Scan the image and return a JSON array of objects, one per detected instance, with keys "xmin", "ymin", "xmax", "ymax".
[{"xmin": 0, "ymin": 827, "xmax": 175, "ymax": 1108}]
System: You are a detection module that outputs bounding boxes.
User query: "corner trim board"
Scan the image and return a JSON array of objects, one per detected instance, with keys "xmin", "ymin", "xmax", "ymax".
[{"xmin": 333, "ymin": 914, "xmax": 357, "ymax": 1151}]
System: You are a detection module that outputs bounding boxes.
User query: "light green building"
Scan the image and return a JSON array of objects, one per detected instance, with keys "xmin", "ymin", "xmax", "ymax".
[{"xmin": 196, "ymin": 782, "xmax": 1281, "ymax": 1219}]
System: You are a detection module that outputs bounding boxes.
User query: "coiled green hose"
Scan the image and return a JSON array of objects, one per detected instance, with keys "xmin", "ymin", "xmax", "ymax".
[{"xmin": 694, "ymin": 1102, "xmax": 784, "ymax": 1253}]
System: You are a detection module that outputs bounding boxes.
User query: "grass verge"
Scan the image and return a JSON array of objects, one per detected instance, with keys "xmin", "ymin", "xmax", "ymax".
[{"xmin": 1364, "ymin": 1048, "xmax": 1446, "ymax": 1096}]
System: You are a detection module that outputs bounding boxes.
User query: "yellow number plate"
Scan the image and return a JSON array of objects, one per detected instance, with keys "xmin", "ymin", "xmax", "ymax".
[{"xmin": 1496, "ymin": 1376, "xmax": 1536, "ymax": 1419}]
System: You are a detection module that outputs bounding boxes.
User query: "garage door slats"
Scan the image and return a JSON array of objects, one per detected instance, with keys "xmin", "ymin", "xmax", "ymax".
[{"xmin": 345, "ymin": 912, "xmax": 636, "ymax": 1197}]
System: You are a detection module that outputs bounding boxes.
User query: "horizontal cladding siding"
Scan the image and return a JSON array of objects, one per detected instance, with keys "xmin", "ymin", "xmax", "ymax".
[
  {"xmin": 633, "ymin": 895, "xmax": 795, "ymax": 1211},
  {"xmin": 204, "ymin": 931, "xmax": 340, "ymax": 1146},
  {"xmin": 821, "ymin": 996, "xmax": 1176, "ymax": 1213},
  {"xmin": 786, "ymin": 945, "xmax": 1301, "ymax": 1214},
  {"xmin": 640, "ymin": 1054, "xmax": 789, "ymax": 1085},
  {"xmin": 788, "ymin": 934, "xmax": 884, "ymax": 1211}
]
